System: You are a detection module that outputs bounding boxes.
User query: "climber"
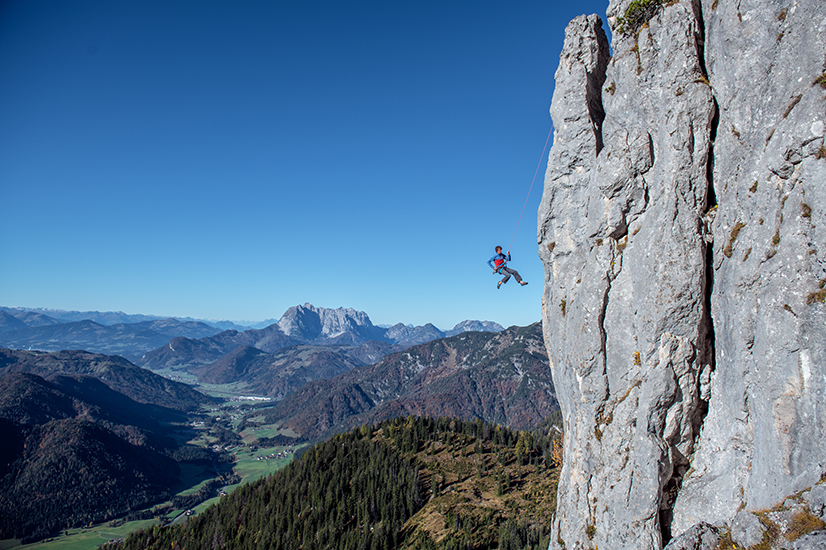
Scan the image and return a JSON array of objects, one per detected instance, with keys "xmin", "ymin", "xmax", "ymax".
[{"xmin": 488, "ymin": 246, "xmax": 528, "ymax": 289}]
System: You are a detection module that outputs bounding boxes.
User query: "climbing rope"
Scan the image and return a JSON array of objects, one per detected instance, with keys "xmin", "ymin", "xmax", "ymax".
[{"xmin": 507, "ymin": 124, "xmax": 554, "ymax": 252}]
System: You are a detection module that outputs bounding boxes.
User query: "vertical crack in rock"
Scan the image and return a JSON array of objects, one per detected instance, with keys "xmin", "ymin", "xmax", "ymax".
[
  {"xmin": 544, "ymin": 0, "xmax": 826, "ymax": 546},
  {"xmin": 705, "ymin": 100, "xmax": 719, "ymax": 211},
  {"xmin": 541, "ymin": 0, "xmax": 717, "ymax": 547},
  {"xmin": 598, "ymin": 266, "xmax": 614, "ymax": 400},
  {"xmin": 697, "ymin": 0, "xmax": 719, "ymax": 214},
  {"xmin": 696, "ymin": 0, "xmax": 718, "ymax": 458},
  {"xmin": 670, "ymin": 0, "xmax": 826, "ymax": 534},
  {"xmin": 586, "ymin": 48, "xmax": 609, "ymax": 156},
  {"xmin": 656, "ymin": 2, "xmax": 720, "ymax": 544}
]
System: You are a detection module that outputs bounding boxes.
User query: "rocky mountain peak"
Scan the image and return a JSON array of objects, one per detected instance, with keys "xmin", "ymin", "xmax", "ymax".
[
  {"xmin": 277, "ymin": 303, "xmax": 383, "ymax": 344},
  {"xmin": 539, "ymin": 0, "xmax": 825, "ymax": 548},
  {"xmin": 446, "ymin": 320, "xmax": 504, "ymax": 336}
]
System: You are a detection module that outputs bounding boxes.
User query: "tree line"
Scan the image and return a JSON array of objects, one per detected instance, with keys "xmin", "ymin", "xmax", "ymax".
[{"xmin": 106, "ymin": 415, "xmax": 563, "ymax": 550}]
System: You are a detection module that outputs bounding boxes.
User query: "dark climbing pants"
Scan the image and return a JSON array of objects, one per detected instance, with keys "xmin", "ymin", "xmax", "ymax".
[{"xmin": 499, "ymin": 267, "xmax": 523, "ymax": 285}]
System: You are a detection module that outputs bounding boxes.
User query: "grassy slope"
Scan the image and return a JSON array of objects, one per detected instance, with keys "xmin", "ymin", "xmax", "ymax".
[{"xmin": 393, "ymin": 425, "xmax": 559, "ymax": 547}]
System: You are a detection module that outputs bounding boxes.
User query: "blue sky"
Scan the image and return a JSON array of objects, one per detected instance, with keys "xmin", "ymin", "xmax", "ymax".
[{"xmin": 0, "ymin": 0, "xmax": 609, "ymax": 330}]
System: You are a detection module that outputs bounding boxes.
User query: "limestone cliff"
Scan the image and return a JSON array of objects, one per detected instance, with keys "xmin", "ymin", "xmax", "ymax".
[{"xmin": 537, "ymin": 0, "xmax": 826, "ymax": 548}]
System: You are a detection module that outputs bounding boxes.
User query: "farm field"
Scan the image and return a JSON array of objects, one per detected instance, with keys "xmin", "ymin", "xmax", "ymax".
[{"xmin": 11, "ymin": 520, "xmax": 155, "ymax": 550}]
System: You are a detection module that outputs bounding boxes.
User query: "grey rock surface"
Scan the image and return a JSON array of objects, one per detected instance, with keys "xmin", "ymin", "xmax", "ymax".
[
  {"xmin": 671, "ymin": 0, "xmax": 826, "ymax": 532},
  {"xmin": 540, "ymin": 2, "xmax": 714, "ymax": 549},
  {"xmin": 807, "ymin": 485, "xmax": 826, "ymax": 520},
  {"xmin": 539, "ymin": 0, "xmax": 826, "ymax": 548},
  {"xmin": 661, "ymin": 523, "xmax": 719, "ymax": 550},
  {"xmin": 277, "ymin": 303, "xmax": 385, "ymax": 344},
  {"xmin": 795, "ymin": 531, "xmax": 826, "ymax": 550},
  {"xmin": 731, "ymin": 510, "xmax": 766, "ymax": 548}
]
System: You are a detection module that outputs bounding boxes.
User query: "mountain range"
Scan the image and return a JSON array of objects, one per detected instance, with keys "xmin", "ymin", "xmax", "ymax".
[
  {"xmin": 138, "ymin": 304, "xmax": 504, "ymax": 377},
  {"xmin": 0, "ymin": 304, "xmax": 504, "ymax": 367},
  {"xmin": 0, "ymin": 316, "xmax": 547, "ymax": 543},
  {"xmin": 260, "ymin": 322, "xmax": 556, "ymax": 441},
  {"xmin": 272, "ymin": 303, "xmax": 504, "ymax": 346},
  {"xmin": 0, "ymin": 317, "xmax": 224, "ymax": 362},
  {"xmin": 0, "ymin": 306, "xmax": 248, "ymax": 330}
]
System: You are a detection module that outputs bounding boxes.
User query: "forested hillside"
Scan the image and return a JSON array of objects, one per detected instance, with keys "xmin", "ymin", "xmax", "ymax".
[
  {"xmin": 0, "ymin": 417, "xmax": 179, "ymax": 541},
  {"xmin": 107, "ymin": 416, "xmax": 562, "ymax": 550},
  {"xmin": 0, "ymin": 370, "xmax": 222, "ymax": 543},
  {"xmin": 261, "ymin": 323, "xmax": 556, "ymax": 441},
  {"xmin": 0, "ymin": 348, "xmax": 213, "ymax": 410}
]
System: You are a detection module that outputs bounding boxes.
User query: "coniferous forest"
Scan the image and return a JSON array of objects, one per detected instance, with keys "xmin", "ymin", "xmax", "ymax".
[
  {"xmin": 0, "ymin": 417, "xmax": 180, "ymax": 542},
  {"xmin": 106, "ymin": 416, "xmax": 562, "ymax": 550}
]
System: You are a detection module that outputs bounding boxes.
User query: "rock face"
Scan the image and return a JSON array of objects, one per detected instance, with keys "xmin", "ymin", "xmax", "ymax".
[
  {"xmin": 446, "ymin": 320, "xmax": 505, "ymax": 336},
  {"xmin": 538, "ymin": 0, "xmax": 826, "ymax": 548},
  {"xmin": 277, "ymin": 303, "xmax": 386, "ymax": 345}
]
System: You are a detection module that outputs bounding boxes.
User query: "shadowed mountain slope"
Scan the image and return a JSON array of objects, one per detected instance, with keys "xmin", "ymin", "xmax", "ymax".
[
  {"xmin": 0, "ymin": 372, "xmax": 187, "ymax": 433},
  {"xmin": 0, "ymin": 417, "xmax": 179, "ymax": 542},
  {"xmin": 0, "ymin": 312, "xmax": 28, "ymax": 333},
  {"xmin": 0, "ymin": 348, "xmax": 213, "ymax": 411},
  {"xmin": 262, "ymin": 323, "xmax": 556, "ymax": 440},
  {"xmin": 0, "ymin": 370, "xmax": 201, "ymax": 542}
]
